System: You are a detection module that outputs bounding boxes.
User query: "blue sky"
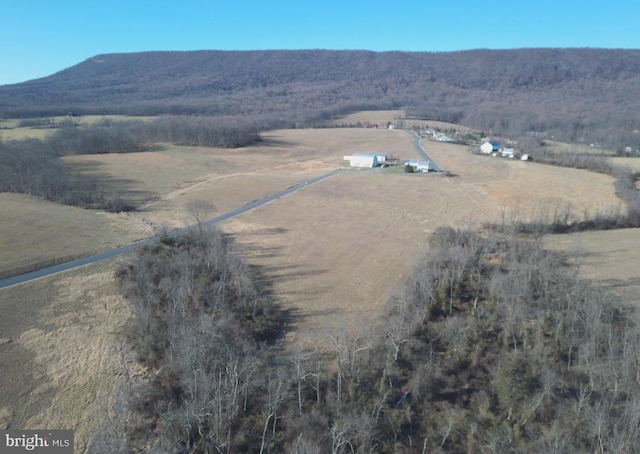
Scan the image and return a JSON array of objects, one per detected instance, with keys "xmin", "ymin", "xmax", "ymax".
[{"xmin": 2, "ymin": 0, "xmax": 639, "ymax": 85}]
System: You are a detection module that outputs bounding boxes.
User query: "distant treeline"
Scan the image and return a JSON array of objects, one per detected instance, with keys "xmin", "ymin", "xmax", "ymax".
[
  {"xmin": 0, "ymin": 117, "xmax": 261, "ymax": 211},
  {"xmin": 92, "ymin": 224, "xmax": 640, "ymax": 452},
  {"xmin": 2, "ymin": 49, "xmax": 640, "ymax": 150}
]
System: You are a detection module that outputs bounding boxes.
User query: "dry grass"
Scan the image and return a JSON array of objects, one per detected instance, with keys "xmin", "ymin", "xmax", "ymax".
[
  {"xmin": 218, "ymin": 140, "xmax": 620, "ymax": 336},
  {"xmin": 328, "ymin": 110, "xmax": 479, "ymax": 133},
  {"xmin": 0, "ymin": 115, "xmax": 155, "ymax": 140},
  {"xmin": 221, "ymin": 171, "xmax": 495, "ymax": 334},
  {"xmin": 331, "ymin": 110, "xmax": 405, "ymax": 124},
  {"xmin": 0, "ymin": 260, "xmax": 131, "ymax": 451},
  {"xmin": 424, "ymin": 140, "xmax": 623, "ymax": 222},
  {"xmin": 1, "ymin": 116, "xmax": 629, "ymax": 445},
  {"xmin": 543, "ymin": 140, "xmax": 617, "ymax": 156},
  {"xmin": 0, "ymin": 127, "xmax": 52, "ymax": 140},
  {"xmin": 544, "ymin": 229, "xmax": 640, "ymax": 318},
  {"xmin": 63, "ymin": 128, "xmax": 418, "ymax": 227},
  {"xmin": 0, "ymin": 193, "xmax": 150, "ymax": 277},
  {"xmin": 610, "ymin": 157, "xmax": 640, "ymax": 172}
]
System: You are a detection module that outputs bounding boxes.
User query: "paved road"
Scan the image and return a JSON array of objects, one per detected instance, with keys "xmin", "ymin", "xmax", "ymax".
[
  {"xmin": 407, "ymin": 131, "xmax": 443, "ymax": 172},
  {"xmin": 0, "ymin": 170, "xmax": 346, "ymax": 289},
  {"xmin": 0, "ymin": 132, "xmax": 441, "ymax": 289}
]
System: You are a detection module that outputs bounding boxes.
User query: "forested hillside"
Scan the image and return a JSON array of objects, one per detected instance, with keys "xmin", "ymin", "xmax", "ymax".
[{"xmin": 2, "ymin": 49, "xmax": 640, "ymax": 148}]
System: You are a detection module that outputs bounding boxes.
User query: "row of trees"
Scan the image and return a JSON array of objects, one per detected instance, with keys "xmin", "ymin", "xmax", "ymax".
[
  {"xmin": 96, "ymin": 222, "xmax": 640, "ymax": 452},
  {"xmin": 0, "ymin": 117, "xmax": 262, "ymax": 210}
]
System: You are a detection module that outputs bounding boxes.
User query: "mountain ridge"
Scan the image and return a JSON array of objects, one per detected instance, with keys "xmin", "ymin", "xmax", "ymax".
[{"xmin": 2, "ymin": 48, "xmax": 639, "ymax": 146}]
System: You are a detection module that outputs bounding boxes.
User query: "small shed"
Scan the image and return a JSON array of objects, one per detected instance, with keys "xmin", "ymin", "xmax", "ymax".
[{"xmin": 502, "ymin": 148, "xmax": 515, "ymax": 158}]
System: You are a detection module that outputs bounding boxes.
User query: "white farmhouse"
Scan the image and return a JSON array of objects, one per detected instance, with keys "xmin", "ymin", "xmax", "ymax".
[
  {"xmin": 415, "ymin": 160, "xmax": 430, "ymax": 172},
  {"xmin": 403, "ymin": 159, "xmax": 430, "ymax": 172}
]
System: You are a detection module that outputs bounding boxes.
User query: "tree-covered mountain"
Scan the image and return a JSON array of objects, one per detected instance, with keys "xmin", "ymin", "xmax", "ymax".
[{"xmin": 2, "ymin": 49, "xmax": 640, "ymax": 146}]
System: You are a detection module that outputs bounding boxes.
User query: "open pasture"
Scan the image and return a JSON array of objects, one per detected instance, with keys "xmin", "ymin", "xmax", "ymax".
[
  {"xmin": 425, "ymin": 140, "xmax": 623, "ymax": 222},
  {"xmin": 610, "ymin": 156, "xmax": 640, "ymax": 172},
  {"xmin": 329, "ymin": 110, "xmax": 479, "ymax": 133},
  {"xmin": 544, "ymin": 228, "xmax": 640, "ymax": 315},
  {"xmin": 0, "ymin": 261, "xmax": 131, "ymax": 452},
  {"xmin": 0, "ymin": 193, "xmax": 149, "ymax": 278},
  {"xmin": 213, "ymin": 138, "xmax": 621, "ymax": 336},
  {"xmin": 63, "ymin": 128, "xmax": 418, "ymax": 227},
  {"xmin": 543, "ymin": 139, "xmax": 618, "ymax": 156},
  {"xmin": 0, "ymin": 121, "xmax": 627, "ymax": 441},
  {"xmin": 6, "ymin": 127, "xmax": 622, "ymax": 330},
  {"xmin": 0, "ymin": 115, "xmax": 155, "ymax": 140}
]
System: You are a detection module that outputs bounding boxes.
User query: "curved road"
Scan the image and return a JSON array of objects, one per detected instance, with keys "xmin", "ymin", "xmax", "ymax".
[
  {"xmin": 407, "ymin": 131, "xmax": 443, "ymax": 172},
  {"xmin": 0, "ymin": 133, "xmax": 441, "ymax": 289}
]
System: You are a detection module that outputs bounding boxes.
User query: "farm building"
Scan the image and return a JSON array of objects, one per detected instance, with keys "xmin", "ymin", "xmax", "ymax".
[
  {"xmin": 372, "ymin": 152, "xmax": 388, "ymax": 163},
  {"xmin": 403, "ymin": 159, "xmax": 431, "ymax": 172},
  {"xmin": 343, "ymin": 152, "xmax": 388, "ymax": 168},
  {"xmin": 502, "ymin": 148, "xmax": 515, "ymax": 158},
  {"xmin": 480, "ymin": 141, "xmax": 501, "ymax": 154},
  {"xmin": 435, "ymin": 132, "xmax": 455, "ymax": 142}
]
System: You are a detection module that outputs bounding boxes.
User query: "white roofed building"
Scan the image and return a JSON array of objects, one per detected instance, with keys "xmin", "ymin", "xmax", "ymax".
[{"xmin": 344, "ymin": 152, "xmax": 386, "ymax": 168}]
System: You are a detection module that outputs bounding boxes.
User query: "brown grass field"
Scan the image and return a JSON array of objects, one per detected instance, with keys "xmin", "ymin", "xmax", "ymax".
[
  {"xmin": 544, "ymin": 228, "xmax": 640, "ymax": 320},
  {"xmin": 0, "ymin": 193, "xmax": 150, "ymax": 278},
  {"xmin": 0, "ymin": 260, "xmax": 132, "ymax": 451},
  {"xmin": 610, "ymin": 156, "xmax": 640, "ymax": 172},
  {"xmin": 330, "ymin": 110, "xmax": 478, "ymax": 133},
  {"xmin": 0, "ymin": 115, "xmax": 155, "ymax": 140},
  {"xmin": 1, "ymin": 115, "xmax": 635, "ymax": 447}
]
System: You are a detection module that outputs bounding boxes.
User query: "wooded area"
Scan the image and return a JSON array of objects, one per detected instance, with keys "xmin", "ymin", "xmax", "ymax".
[
  {"xmin": 2, "ymin": 49, "xmax": 640, "ymax": 149},
  {"xmin": 92, "ymin": 223, "xmax": 640, "ymax": 452}
]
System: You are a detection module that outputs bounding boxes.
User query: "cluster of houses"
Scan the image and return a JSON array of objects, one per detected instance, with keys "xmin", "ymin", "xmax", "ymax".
[
  {"xmin": 342, "ymin": 139, "xmax": 529, "ymax": 172},
  {"xmin": 418, "ymin": 129, "xmax": 457, "ymax": 142}
]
